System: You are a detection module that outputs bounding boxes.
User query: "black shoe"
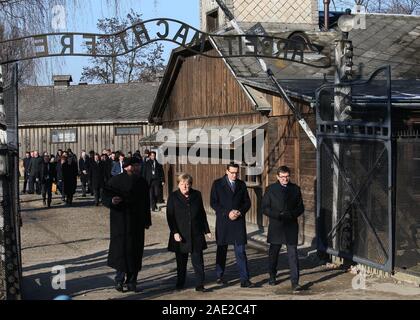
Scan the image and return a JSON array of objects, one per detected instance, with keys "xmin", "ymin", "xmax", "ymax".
[
  {"xmin": 216, "ymin": 277, "xmax": 226, "ymax": 285},
  {"xmin": 43, "ymin": 199, "xmax": 46, "ymax": 205},
  {"xmin": 82, "ymin": 194, "xmax": 86, "ymax": 197},
  {"xmin": 126, "ymin": 283, "xmax": 139, "ymax": 292},
  {"xmin": 195, "ymin": 285, "xmax": 205, "ymax": 292},
  {"xmin": 115, "ymin": 282, "xmax": 124, "ymax": 292},
  {"xmin": 291, "ymin": 284, "xmax": 303, "ymax": 292},
  {"xmin": 268, "ymin": 275, "xmax": 276, "ymax": 286},
  {"xmin": 240, "ymin": 280, "xmax": 254, "ymax": 288}
]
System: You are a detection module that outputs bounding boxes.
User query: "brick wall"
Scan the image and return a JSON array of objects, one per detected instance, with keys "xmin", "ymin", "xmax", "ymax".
[{"xmin": 201, "ymin": 0, "xmax": 319, "ymax": 31}]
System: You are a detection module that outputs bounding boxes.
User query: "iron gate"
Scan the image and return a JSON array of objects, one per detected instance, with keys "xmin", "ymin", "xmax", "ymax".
[
  {"xmin": 0, "ymin": 64, "xmax": 21, "ymax": 300},
  {"xmin": 395, "ymin": 134, "xmax": 420, "ymax": 275},
  {"xmin": 316, "ymin": 66, "xmax": 394, "ymax": 272}
]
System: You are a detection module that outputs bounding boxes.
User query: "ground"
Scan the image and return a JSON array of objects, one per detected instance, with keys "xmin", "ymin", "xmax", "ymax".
[{"xmin": 19, "ymin": 188, "xmax": 420, "ymax": 300}]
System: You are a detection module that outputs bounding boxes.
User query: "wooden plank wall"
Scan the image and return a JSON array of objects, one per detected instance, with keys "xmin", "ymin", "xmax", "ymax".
[
  {"xmin": 18, "ymin": 123, "xmax": 157, "ymax": 158},
  {"xmin": 266, "ymin": 95, "xmax": 317, "ymax": 245}
]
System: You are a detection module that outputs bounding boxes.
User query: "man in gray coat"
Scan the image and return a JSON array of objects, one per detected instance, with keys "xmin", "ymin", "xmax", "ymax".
[{"xmin": 262, "ymin": 166, "xmax": 304, "ymax": 292}]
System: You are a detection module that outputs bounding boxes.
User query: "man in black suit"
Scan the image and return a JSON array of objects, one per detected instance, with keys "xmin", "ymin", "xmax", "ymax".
[
  {"xmin": 28, "ymin": 150, "xmax": 43, "ymax": 194},
  {"xmin": 40, "ymin": 154, "xmax": 56, "ymax": 208},
  {"xmin": 210, "ymin": 163, "xmax": 253, "ymax": 288},
  {"xmin": 22, "ymin": 151, "xmax": 32, "ymax": 194},
  {"xmin": 262, "ymin": 166, "xmax": 304, "ymax": 292},
  {"xmin": 142, "ymin": 151, "xmax": 165, "ymax": 211}
]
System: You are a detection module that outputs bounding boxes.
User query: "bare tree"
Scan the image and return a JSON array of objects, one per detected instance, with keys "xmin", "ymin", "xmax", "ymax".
[
  {"xmin": 80, "ymin": 10, "xmax": 165, "ymax": 84},
  {"xmin": 0, "ymin": 0, "xmax": 123, "ymax": 84}
]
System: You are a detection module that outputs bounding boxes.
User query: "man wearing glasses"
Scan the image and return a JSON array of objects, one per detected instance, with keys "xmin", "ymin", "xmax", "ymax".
[
  {"xmin": 210, "ymin": 163, "xmax": 253, "ymax": 288},
  {"xmin": 262, "ymin": 166, "xmax": 304, "ymax": 292}
]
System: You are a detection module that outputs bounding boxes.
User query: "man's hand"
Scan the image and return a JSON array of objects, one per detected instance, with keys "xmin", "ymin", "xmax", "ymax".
[
  {"xmin": 229, "ymin": 210, "xmax": 238, "ymax": 221},
  {"xmin": 145, "ymin": 224, "xmax": 151, "ymax": 230},
  {"xmin": 174, "ymin": 233, "xmax": 182, "ymax": 242},
  {"xmin": 82, "ymin": 170, "xmax": 87, "ymax": 175},
  {"xmin": 112, "ymin": 196, "xmax": 123, "ymax": 205},
  {"xmin": 206, "ymin": 233, "xmax": 212, "ymax": 239}
]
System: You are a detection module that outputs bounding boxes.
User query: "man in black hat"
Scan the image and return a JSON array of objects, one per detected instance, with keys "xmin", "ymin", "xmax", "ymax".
[{"xmin": 103, "ymin": 157, "xmax": 151, "ymax": 292}]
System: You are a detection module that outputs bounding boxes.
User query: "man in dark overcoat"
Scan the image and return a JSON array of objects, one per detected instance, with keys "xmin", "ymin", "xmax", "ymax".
[
  {"xmin": 78, "ymin": 150, "xmax": 90, "ymax": 197},
  {"xmin": 102, "ymin": 157, "xmax": 151, "ymax": 292},
  {"xmin": 262, "ymin": 165, "xmax": 304, "ymax": 291},
  {"xmin": 142, "ymin": 151, "xmax": 165, "ymax": 212},
  {"xmin": 210, "ymin": 163, "xmax": 253, "ymax": 288},
  {"xmin": 40, "ymin": 154, "xmax": 56, "ymax": 208},
  {"xmin": 90, "ymin": 153, "xmax": 106, "ymax": 206},
  {"xmin": 62, "ymin": 155, "xmax": 78, "ymax": 206},
  {"xmin": 28, "ymin": 150, "xmax": 43, "ymax": 194},
  {"xmin": 22, "ymin": 151, "xmax": 32, "ymax": 194}
]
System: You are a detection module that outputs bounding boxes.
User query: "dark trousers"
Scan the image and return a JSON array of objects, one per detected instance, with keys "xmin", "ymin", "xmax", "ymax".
[
  {"xmin": 115, "ymin": 271, "xmax": 138, "ymax": 285},
  {"xmin": 175, "ymin": 250, "xmax": 205, "ymax": 287},
  {"xmin": 23, "ymin": 174, "xmax": 29, "ymax": 193},
  {"xmin": 66, "ymin": 193, "xmax": 74, "ymax": 205},
  {"xmin": 216, "ymin": 244, "xmax": 249, "ymax": 282},
  {"xmin": 268, "ymin": 244, "xmax": 299, "ymax": 285},
  {"xmin": 93, "ymin": 186, "xmax": 103, "ymax": 205},
  {"xmin": 57, "ymin": 180, "xmax": 65, "ymax": 200},
  {"xmin": 41, "ymin": 180, "xmax": 52, "ymax": 206},
  {"xmin": 149, "ymin": 179, "xmax": 161, "ymax": 210},
  {"xmin": 28, "ymin": 176, "xmax": 41, "ymax": 194},
  {"xmin": 80, "ymin": 174, "xmax": 88, "ymax": 196}
]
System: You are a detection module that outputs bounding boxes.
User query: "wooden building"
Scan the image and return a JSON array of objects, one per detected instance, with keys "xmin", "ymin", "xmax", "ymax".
[{"xmin": 18, "ymin": 76, "xmax": 159, "ymax": 158}]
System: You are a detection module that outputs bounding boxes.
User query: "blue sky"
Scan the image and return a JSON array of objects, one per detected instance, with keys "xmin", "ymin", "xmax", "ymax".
[{"xmin": 39, "ymin": 0, "xmax": 200, "ymax": 85}]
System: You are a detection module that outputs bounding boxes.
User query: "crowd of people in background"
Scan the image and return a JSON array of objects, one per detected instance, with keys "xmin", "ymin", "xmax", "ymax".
[{"xmin": 21, "ymin": 148, "xmax": 165, "ymax": 210}]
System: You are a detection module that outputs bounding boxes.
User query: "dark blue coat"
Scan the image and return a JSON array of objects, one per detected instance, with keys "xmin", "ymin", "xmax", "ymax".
[{"xmin": 210, "ymin": 176, "xmax": 251, "ymax": 245}]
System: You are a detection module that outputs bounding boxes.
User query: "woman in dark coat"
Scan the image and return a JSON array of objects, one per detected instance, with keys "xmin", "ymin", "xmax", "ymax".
[
  {"xmin": 62, "ymin": 155, "xmax": 78, "ymax": 206},
  {"xmin": 102, "ymin": 158, "xmax": 151, "ymax": 292},
  {"xmin": 166, "ymin": 173, "xmax": 211, "ymax": 292}
]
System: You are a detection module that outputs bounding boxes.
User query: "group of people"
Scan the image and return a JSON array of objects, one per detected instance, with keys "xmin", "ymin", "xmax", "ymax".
[
  {"xmin": 104, "ymin": 162, "xmax": 305, "ymax": 294},
  {"xmin": 22, "ymin": 148, "xmax": 165, "ymax": 210}
]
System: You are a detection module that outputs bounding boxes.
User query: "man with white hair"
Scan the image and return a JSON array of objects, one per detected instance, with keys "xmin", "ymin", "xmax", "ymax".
[{"xmin": 79, "ymin": 150, "xmax": 90, "ymax": 197}]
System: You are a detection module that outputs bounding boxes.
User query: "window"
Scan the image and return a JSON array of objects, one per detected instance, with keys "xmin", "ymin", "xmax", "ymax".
[
  {"xmin": 115, "ymin": 127, "xmax": 142, "ymax": 136},
  {"xmin": 206, "ymin": 9, "xmax": 219, "ymax": 33},
  {"xmin": 51, "ymin": 129, "xmax": 77, "ymax": 143}
]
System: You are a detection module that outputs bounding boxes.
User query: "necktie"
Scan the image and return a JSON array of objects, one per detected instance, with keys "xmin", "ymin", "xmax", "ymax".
[{"xmin": 230, "ymin": 181, "xmax": 235, "ymax": 192}]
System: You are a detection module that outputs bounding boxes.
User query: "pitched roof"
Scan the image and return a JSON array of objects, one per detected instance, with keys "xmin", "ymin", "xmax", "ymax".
[
  {"xmin": 149, "ymin": 13, "xmax": 420, "ymax": 123},
  {"xmin": 18, "ymin": 81, "xmax": 159, "ymax": 126}
]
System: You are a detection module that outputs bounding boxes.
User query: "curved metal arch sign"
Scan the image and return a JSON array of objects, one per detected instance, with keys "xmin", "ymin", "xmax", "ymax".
[{"xmin": 0, "ymin": 18, "xmax": 330, "ymax": 68}]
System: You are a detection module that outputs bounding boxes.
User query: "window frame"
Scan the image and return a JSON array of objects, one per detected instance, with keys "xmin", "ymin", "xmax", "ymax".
[
  {"xmin": 50, "ymin": 128, "xmax": 78, "ymax": 144},
  {"xmin": 114, "ymin": 126, "xmax": 143, "ymax": 136}
]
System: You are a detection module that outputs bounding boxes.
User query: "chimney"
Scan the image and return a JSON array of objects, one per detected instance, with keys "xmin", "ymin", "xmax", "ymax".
[
  {"xmin": 324, "ymin": 0, "xmax": 330, "ymax": 31},
  {"xmin": 53, "ymin": 75, "xmax": 73, "ymax": 87}
]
